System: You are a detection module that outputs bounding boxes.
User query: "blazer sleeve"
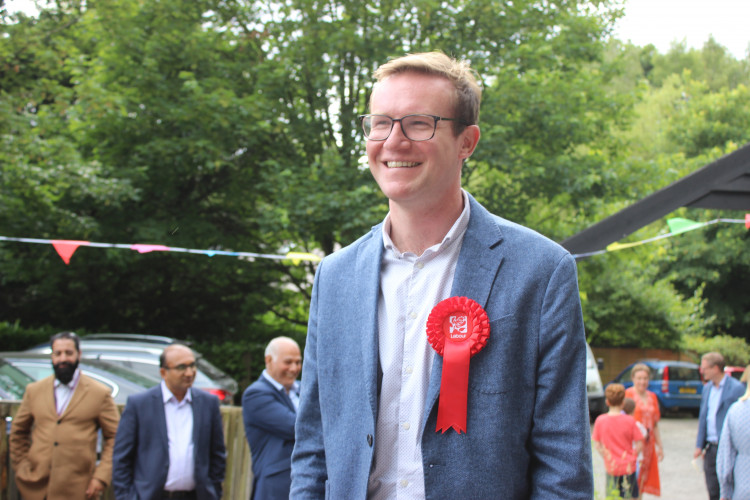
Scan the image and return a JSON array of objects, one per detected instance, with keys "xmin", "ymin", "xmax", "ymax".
[
  {"xmin": 242, "ymin": 383, "xmax": 296, "ymax": 442},
  {"xmin": 528, "ymin": 253, "xmax": 594, "ymax": 497},
  {"xmin": 93, "ymin": 389, "xmax": 121, "ymax": 487},
  {"xmin": 8, "ymin": 386, "xmax": 35, "ymax": 469},
  {"xmin": 111, "ymin": 398, "xmax": 140, "ymax": 499},
  {"xmin": 290, "ymin": 264, "xmax": 327, "ymax": 499}
]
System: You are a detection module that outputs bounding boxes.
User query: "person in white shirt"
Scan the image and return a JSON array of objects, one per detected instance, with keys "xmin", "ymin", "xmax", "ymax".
[{"xmin": 290, "ymin": 51, "xmax": 592, "ymax": 499}]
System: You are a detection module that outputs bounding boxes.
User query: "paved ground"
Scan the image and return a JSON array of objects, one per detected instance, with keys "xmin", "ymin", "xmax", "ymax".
[{"xmin": 592, "ymin": 413, "xmax": 709, "ymax": 499}]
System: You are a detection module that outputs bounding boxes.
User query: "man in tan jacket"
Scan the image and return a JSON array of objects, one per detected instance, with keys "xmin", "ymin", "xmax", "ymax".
[{"xmin": 10, "ymin": 331, "xmax": 120, "ymax": 500}]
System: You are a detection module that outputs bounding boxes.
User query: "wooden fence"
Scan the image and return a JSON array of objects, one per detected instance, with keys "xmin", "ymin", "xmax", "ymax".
[{"xmin": 0, "ymin": 402, "xmax": 253, "ymax": 500}]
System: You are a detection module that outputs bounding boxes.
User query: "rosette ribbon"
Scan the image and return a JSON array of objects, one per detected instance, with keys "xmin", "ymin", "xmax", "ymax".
[{"xmin": 426, "ymin": 296, "xmax": 490, "ymax": 434}]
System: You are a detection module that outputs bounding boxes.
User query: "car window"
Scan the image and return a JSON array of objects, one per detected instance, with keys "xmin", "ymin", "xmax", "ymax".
[
  {"xmin": 671, "ymin": 366, "xmax": 701, "ymax": 381},
  {"xmin": 10, "ymin": 362, "xmax": 53, "ymax": 380},
  {"xmin": 0, "ymin": 362, "xmax": 34, "ymax": 399},
  {"xmin": 92, "ymin": 356, "xmax": 214, "ymax": 387},
  {"xmin": 83, "ymin": 359, "xmax": 159, "ymax": 387},
  {"xmin": 620, "ymin": 369, "xmax": 633, "ymax": 384}
]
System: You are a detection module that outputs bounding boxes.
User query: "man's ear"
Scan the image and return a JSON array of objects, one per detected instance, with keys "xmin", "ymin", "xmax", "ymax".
[{"xmin": 459, "ymin": 125, "xmax": 481, "ymax": 160}]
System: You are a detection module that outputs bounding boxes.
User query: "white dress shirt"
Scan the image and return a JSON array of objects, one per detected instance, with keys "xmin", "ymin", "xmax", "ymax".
[
  {"xmin": 707, "ymin": 375, "xmax": 728, "ymax": 443},
  {"xmin": 54, "ymin": 367, "xmax": 81, "ymax": 415},
  {"xmin": 367, "ymin": 191, "xmax": 470, "ymax": 500},
  {"xmin": 161, "ymin": 380, "xmax": 196, "ymax": 492}
]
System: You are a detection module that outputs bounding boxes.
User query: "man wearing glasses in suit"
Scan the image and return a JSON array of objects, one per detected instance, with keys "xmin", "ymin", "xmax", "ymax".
[
  {"xmin": 291, "ymin": 51, "xmax": 593, "ymax": 499},
  {"xmin": 112, "ymin": 343, "xmax": 226, "ymax": 500}
]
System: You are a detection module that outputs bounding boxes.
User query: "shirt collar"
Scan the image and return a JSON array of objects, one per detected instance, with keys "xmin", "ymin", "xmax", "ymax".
[
  {"xmin": 54, "ymin": 367, "xmax": 81, "ymax": 389},
  {"xmin": 382, "ymin": 189, "xmax": 471, "ymax": 255},
  {"xmin": 161, "ymin": 380, "xmax": 192, "ymax": 404},
  {"xmin": 262, "ymin": 369, "xmax": 298, "ymax": 395}
]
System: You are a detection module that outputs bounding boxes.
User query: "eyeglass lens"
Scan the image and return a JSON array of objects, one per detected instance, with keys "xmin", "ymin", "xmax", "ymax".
[{"xmin": 170, "ymin": 362, "xmax": 196, "ymax": 372}]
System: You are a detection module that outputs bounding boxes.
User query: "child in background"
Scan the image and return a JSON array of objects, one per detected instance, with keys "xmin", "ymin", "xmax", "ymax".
[
  {"xmin": 593, "ymin": 384, "xmax": 645, "ymax": 499},
  {"xmin": 623, "ymin": 396, "xmax": 648, "ymax": 481}
]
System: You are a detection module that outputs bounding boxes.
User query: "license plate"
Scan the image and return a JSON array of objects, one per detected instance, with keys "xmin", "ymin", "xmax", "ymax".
[{"xmin": 679, "ymin": 387, "xmax": 697, "ymax": 394}]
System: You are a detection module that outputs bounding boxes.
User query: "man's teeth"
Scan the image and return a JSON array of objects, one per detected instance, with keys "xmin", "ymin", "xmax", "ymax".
[{"xmin": 386, "ymin": 161, "xmax": 420, "ymax": 168}]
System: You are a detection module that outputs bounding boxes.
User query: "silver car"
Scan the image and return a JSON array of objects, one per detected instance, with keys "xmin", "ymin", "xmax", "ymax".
[{"xmin": 27, "ymin": 334, "xmax": 238, "ymax": 404}]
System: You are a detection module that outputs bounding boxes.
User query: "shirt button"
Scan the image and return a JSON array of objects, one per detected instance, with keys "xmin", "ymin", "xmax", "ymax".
[
  {"xmin": 400, "ymin": 479, "xmax": 409, "ymax": 488},
  {"xmin": 409, "ymin": 311, "xmax": 417, "ymax": 319},
  {"xmin": 402, "ymin": 422, "xmax": 410, "ymax": 430},
  {"xmin": 405, "ymin": 366, "xmax": 413, "ymax": 374},
  {"xmin": 416, "ymin": 262, "xmax": 424, "ymax": 269}
]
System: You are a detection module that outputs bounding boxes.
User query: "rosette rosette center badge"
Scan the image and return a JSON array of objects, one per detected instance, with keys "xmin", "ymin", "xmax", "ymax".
[{"xmin": 426, "ymin": 296, "xmax": 490, "ymax": 434}]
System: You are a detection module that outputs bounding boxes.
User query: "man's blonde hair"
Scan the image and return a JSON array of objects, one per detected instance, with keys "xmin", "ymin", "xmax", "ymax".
[{"xmin": 372, "ymin": 51, "xmax": 482, "ymax": 134}]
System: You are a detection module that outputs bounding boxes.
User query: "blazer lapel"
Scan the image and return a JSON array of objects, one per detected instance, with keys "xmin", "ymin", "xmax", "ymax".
[
  {"xmin": 424, "ymin": 195, "xmax": 505, "ymax": 431},
  {"xmin": 155, "ymin": 386, "xmax": 169, "ymax": 451},
  {"xmin": 449, "ymin": 196, "xmax": 505, "ymax": 306},
  {"xmin": 356, "ymin": 226, "xmax": 385, "ymax": 420},
  {"xmin": 191, "ymin": 390, "xmax": 202, "ymax": 451},
  {"xmin": 41, "ymin": 376, "xmax": 57, "ymax": 417},
  {"xmin": 261, "ymin": 377, "xmax": 296, "ymax": 412}
]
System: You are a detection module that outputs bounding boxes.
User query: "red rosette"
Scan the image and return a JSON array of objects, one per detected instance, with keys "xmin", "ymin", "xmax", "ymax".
[{"xmin": 426, "ymin": 296, "xmax": 490, "ymax": 434}]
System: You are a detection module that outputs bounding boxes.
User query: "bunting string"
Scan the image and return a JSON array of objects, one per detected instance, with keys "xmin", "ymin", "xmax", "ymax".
[
  {"xmin": 2, "ymin": 214, "xmax": 748, "ymax": 264},
  {"xmin": 571, "ymin": 215, "xmax": 750, "ymax": 259},
  {"xmin": 0, "ymin": 236, "xmax": 321, "ymax": 265}
]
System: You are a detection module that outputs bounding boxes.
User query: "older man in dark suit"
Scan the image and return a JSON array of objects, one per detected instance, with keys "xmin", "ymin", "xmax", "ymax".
[
  {"xmin": 112, "ymin": 343, "xmax": 226, "ymax": 500},
  {"xmin": 242, "ymin": 336, "xmax": 302, "ymax": 500}
]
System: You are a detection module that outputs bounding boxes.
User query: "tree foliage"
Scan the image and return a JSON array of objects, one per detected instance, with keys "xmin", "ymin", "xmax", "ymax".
[{"xmin": 2, "ymin": 0, "xmax": 750, "ymax": 383}]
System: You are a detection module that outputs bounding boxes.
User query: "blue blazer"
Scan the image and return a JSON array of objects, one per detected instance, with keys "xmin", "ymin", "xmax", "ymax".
[
  {"xmin": 696, "ymin": 375, "xmax": 745, "ymax": 448},
  {"xmin": 242, "ymin": 376, "xmax": 297, "ymax": 500},
  {"xmin": 111, "ymin": 385, "xmax": 226, "ymax": 500},
  {"xmin": 291, "ymin": 194, "xmax": 593, "ymax": 499}
]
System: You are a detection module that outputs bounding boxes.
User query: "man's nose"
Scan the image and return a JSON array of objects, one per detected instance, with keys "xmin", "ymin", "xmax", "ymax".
[{"xmin": 383, "ymin": 121, "xmax": 410, "ymax": 146}]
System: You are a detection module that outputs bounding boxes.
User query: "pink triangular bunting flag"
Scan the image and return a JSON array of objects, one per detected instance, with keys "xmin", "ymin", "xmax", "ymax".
[{"xmin": 51, "ymin": 240, "xmax": 89, "ymax": 265}]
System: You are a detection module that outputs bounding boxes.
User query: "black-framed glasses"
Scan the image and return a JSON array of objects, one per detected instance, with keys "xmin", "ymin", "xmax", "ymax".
[
  {"xmin": 359, "ymin": 114, "xmax": 462, "ymax": 141},
  {"xmin": 164, "ymin": 362, "xmax": 197, "ymax": 373}
]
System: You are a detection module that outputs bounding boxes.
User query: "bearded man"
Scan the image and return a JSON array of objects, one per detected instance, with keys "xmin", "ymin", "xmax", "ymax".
[{"xmin": 10, "ymin": 331, "xmax": 120, "ymax": 500}]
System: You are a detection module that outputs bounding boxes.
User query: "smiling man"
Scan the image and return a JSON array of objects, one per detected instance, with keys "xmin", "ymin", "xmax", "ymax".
[
  {"xmin": 242, "ymin": 336, "xmax": 302, "ymax": 500},
  {"xmin": 290, "ymin": 51, "xmax": 593, "ymax": 499}
]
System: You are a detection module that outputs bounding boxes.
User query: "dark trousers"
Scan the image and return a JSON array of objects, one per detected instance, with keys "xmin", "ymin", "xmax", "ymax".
[{"xmin": 703, "ymin": 442, "xmax": 720, "ymax": 500}]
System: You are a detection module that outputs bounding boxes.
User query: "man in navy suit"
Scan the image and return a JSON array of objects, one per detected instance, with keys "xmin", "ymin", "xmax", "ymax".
[
  {"xmin": 694, "ymin": 351, "xmax": 745, "ymax": 500},
  {"xmin": 290, "ymin": 52, "xmax": 593, "ymax": 498},
  {"xmin": 242, "ymin": 337, "xmax": 301, "ymax": 500},
  {"xmin": 112, "ymin": 344, "xmax": 226, "ymax": 500}
]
